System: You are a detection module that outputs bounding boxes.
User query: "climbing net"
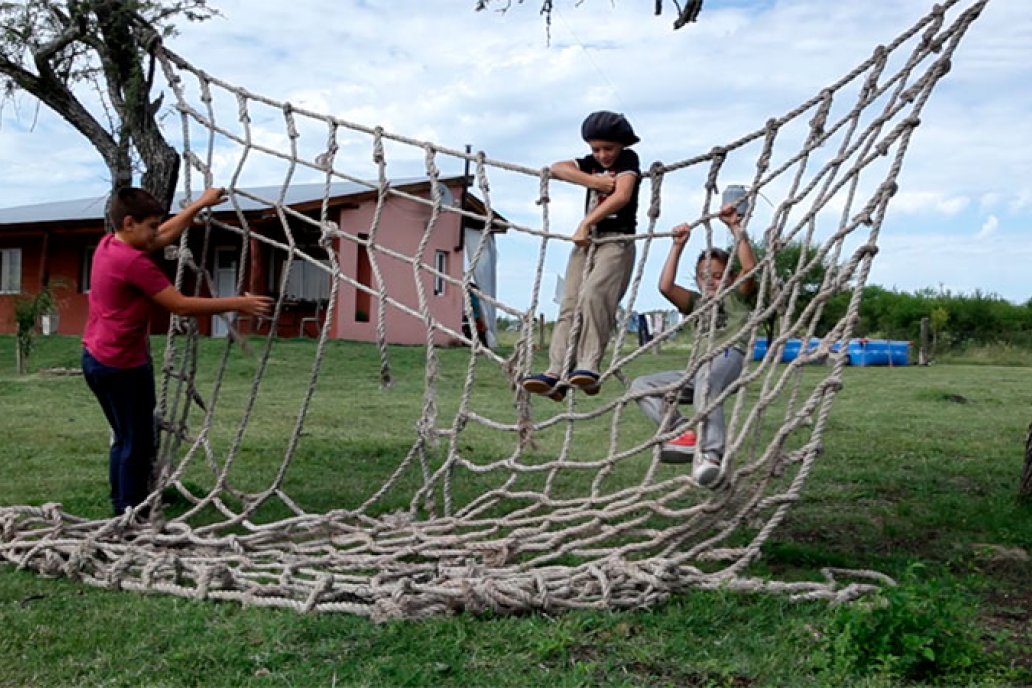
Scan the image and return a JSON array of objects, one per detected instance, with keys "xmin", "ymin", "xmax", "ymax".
[{"xmin": 1, "ymin": 0, "xmax": 986, "ymax": 619}]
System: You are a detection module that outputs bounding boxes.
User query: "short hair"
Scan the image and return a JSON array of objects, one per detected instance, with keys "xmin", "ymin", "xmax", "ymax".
[{"xmin": 108, "ymin": 187, "xmax": 165, "ymax": 232}]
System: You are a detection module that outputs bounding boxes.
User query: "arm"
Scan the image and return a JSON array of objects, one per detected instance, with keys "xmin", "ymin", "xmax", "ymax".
[
  {"xmin": 658, "ymin": 223, "xmax": 695, "ymax": 313},
  {"xmin": 151, "ymin": 187, "xmax": 227, "ymax": 251},
  {"xmin": 151, "ymin": 286, "xmax": 272, "ymax": 318},
  {"xmin": 572, "ymin": 172, "xmax": 637, "ymax": 246},
  {"xmin": 550, "ymin": 160, "xmax": 616, "ymax": 194},
  {"xmin": 719, "ymin": 205, "xmax": 758, "ymax": 298}
]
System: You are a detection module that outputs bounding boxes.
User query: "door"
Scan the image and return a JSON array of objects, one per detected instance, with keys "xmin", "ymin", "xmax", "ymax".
[{"xmin": 212, "ymin": 247, "xmax": 238, "ymax": 338}]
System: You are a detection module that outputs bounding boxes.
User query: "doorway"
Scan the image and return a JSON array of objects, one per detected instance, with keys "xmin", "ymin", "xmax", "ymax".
[{"xmin": 213, "ymin": 247, "xmax": 238, "ymax": 338}]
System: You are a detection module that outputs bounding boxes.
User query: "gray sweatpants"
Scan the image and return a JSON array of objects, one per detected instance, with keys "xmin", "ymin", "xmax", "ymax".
[
  {"xmin": 630, "ymin": 347, "xmax": 746, "ymax": 455},
  {"xmin": 548, "ymin": 237, "xmax": 636, "ymax": 377}
]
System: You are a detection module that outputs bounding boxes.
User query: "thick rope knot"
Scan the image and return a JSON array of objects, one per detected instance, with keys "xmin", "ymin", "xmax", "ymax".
[
  {"xmin": 647, "ymin": 162, "xmax": 665, "ymax": 220},
  {"xmin": 536, "ymin": 167, "xmax": 550, "ymax": 206},
  {"xmin": 808, "ymin": 89, "xmax": 834, "ymax": 143},
  {"xmin": 235, "ymin": 92, "xmax": 249, "ymax": 123},
  {"xmin": 319, "ymin": 220, "xmax": 338, "ymax": 250}
]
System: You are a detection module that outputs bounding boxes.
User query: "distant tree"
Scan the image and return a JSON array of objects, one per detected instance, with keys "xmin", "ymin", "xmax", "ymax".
[
  {"xmin": 746, "ymin": 239, "xmax": 828, "ymax": 341},
  {"xmin": 0, "ymin": 0, "xmax": 219, "ymax": 210},
  {"xmin": 929, "ymin": 305, "xmax": 949, "ymax": 356},
  {"xmin": 474, "ymin": 0, "xmax": 704, "ymax": 31}
]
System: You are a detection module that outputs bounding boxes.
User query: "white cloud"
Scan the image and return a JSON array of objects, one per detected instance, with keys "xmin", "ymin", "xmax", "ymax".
[
  {"xmin": 975, "ymin": 214, "xmax": 998, "ymax": 240},
  {"xmin": 1009, "ymin": 188, "xmax": 1032, "ymax": 213},
  {"xmin": 869, "ymin": 222, "xmax": 1032, "ymax": 302},
  {"xmin": 890, "ymin": 191, "xmax": 971, "ymax": 216}
]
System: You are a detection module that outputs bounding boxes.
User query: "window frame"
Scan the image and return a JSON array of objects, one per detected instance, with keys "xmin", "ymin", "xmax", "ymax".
[
  {"xmin": 81, "ymin": 245, "xmax": 96, "ymax": 294},
  {"xmin": 0, "ymin": 248, "xmax": 22, "ymax": 295},
  {"xmin": 433, "ymin": 249, "xmax": 448, "ymax": 296}
]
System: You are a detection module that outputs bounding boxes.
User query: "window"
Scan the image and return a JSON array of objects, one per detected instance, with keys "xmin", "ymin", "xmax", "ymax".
[
  {"xmin": 81, "ymin": 245, "xmax": 96, "ymax": 293},
  {"xmin": 283, "ymin": 258, "xmax": 331, "ymax": 302},
  {"xmin": 355, "ymin": 234, "xmax": 371, "ymax": 322},
  {"xmin": 0, "ymin": 248, "xmax": 21, "ymax": 294},
  {"xmin": 267, "ymin": 249, "xmax": 331, "ymax": 302},
  {"xmin": 433, "ymin": 250, "xmax": 448, "ymax": 296}
]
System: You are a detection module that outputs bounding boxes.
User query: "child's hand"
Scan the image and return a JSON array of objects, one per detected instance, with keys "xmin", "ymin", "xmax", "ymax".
[
  {"xmin": 198, "ymin": 187, "xmax": 228, "ymax": 209},
  {"xmin": 572, "ymin": 221, "xmax": 592, "ymax": 247},
  {"xmin": 240, "ymin": 292, "xmax": 273, "ymax": 317},
  {"xmin": 592, "ymin": 173, "xmax": 616, "ymax": 195},
  {"xmin": 671, "ymin": 223, "xmax": 691, "ymax": 246},
  {"xmin": 717, "ymin": 203, "xmax": 742, "ymax": 229}
]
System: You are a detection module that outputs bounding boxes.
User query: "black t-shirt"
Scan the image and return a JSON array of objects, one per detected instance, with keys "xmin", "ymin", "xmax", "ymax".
[{"xmin": 576, "ymin": 148, "xmax": 641, "ymax": 234}]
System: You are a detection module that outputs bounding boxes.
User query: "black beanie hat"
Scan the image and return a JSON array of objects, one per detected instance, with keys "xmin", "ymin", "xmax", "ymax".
[{"xmin": 581, "ymin": 111, "xmax": 640, "ymax": 146}]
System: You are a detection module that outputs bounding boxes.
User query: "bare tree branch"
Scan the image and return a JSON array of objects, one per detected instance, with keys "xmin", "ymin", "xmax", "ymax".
[
  {"xmin": 474, "ymin": 0, "xmax": 705, "ymax": 30},
  {"xmin": 0, "ymin": 1, "xmax": 217, "ymax": 208}
]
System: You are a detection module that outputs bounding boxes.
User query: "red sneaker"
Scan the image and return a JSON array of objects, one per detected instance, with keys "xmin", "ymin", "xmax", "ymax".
[{"xmin": 659, "ymin": 428, "xmax": 697, "ymax": 464}]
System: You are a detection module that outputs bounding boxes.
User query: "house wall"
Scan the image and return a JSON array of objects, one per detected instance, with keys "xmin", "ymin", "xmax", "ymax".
[
  {"xmin": 46, "ymin": 233, "xmax": 92, "ymax": 335},
  {"xmin": 0, "ymin": 233, "xmax": 44, "ymax": 334},
  {"xmin": 335, "ymin": 186, "xmax": 465, "ymax": 346},
  {"xmin": 0, "ymin": 181, "xmax": 481, "ymax": 348},
  {"xmin": 0, "ymin": 228, "xmax": 184, "ymax": 337}
]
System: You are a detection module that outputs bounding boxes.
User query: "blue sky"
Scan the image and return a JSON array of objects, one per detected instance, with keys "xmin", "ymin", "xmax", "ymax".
[{"xmin": 1, "ymin": 0, "xmax": 1029, "ymax": 314}]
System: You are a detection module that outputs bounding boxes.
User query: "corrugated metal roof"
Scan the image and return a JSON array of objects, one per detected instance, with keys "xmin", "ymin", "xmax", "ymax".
[{"xmin": 0, "ymin": 177, "xmax": 439, "ymax": 226}]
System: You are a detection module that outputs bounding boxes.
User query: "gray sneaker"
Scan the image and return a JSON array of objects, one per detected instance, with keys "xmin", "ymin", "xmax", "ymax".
[{"xmin": 692, "ymin": 452, "xmax": 722, "ymax": 488}]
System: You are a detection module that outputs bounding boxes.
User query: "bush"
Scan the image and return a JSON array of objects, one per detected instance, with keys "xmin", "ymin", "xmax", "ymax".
[{"xmin": 820, "ymin": 566, "xmax": 989, "ymax": 682}]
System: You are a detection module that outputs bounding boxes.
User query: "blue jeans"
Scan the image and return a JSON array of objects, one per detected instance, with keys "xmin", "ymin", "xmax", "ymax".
[{"xmin": 81, "ymin": 350, "xmax": 157, "ymax": 515}]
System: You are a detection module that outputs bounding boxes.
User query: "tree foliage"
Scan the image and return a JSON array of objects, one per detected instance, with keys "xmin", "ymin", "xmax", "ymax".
[
  {"xmin": 0, "ymin": 0, "xmax": 218, "ymax": 209},
  {"xmin": 818, "ymin": 284, "xmax": 1032, "ymax": 349}
]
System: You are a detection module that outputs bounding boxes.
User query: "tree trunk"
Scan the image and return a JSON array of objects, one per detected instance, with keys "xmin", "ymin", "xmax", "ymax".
[
  {"xmin": 94, "ymin": 1, "xmax": 180, "ymax": 209},
  {"xmin": 1020, "ymin": 418, "xmax": 1032, "ymax": 501},
  {"xmin": 15, "ymin": 341, "xmax": 25, "ymax": 375}
]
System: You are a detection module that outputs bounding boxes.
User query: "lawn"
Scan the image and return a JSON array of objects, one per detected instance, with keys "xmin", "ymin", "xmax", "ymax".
[{"xmin": 1, "ymin": 334, "xmax": 1030, "ymax": 687}]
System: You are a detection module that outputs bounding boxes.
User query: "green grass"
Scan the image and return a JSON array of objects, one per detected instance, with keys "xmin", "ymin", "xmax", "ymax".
[{"xmin": 2, "ymin": 334, "xmax": 1031, "ymax": 687}]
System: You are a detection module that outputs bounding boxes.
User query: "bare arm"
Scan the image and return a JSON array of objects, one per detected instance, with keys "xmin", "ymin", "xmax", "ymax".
[
  {"xmin": 719, "ymin": 205, "xmax": 758, "ymax": 298},
  {"xmin": 572, "ymin": 172, "xmax": 637, "ymax": 245},
  {"xmin": 151, "ymin": 286, "xmax": 272, "ymax": 318},
  {"xmin": 581, "ymin": 172, "xmax": 636, "ymax": 228},
  {"xmin": 151, "ymin": 187, "xmax": 227, "ymax": 251},
  {"xmin": 550, "ymin": 160, "xmax": 616, "ymax": 193},
  {"xmin": 658, "ymin": 223, "xmax": 696, "ymax": 313}
]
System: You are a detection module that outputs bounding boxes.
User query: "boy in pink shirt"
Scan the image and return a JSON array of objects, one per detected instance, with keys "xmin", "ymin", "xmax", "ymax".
[{"xmin": 82, "ymin": 186, "xmax": 271, "ymax": 517}]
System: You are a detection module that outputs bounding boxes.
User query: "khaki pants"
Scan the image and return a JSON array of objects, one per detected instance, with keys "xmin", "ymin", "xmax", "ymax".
[{"xmin": 548, "ymin": 236, "xmax": 636, "ymax": 376}]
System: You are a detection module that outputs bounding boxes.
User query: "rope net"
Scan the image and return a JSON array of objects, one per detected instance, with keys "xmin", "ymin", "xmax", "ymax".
[{"xmin": 1, "ymin": 1, "xmax": 986, "ymax": 619}]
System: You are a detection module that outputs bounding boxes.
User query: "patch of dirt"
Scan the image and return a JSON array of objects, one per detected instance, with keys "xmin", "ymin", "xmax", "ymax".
[
  {"xmin": 977, "ymin": 558, "xmax": 1032, "ymax": 674},
  {"xmin": 565, "ymin": 646, "xmax": 755, "ymax": 686},
  {"xmin": 615, "ymin": 662, "xmax": 755, "ymax": 687}
]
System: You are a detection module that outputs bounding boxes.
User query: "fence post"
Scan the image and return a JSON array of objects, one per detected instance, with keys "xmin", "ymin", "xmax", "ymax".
[{"xmin": 918, "ymin": 317, "xmax": 930, "ymax": 366}]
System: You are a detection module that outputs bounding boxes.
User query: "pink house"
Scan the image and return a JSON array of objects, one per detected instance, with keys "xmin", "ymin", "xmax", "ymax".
[{"xmin": 0, "ymin": 176, "xmax": 503, "ymax": 347}]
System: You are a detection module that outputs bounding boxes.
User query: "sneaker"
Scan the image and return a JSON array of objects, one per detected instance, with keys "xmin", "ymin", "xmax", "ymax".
[
  {"xmin": 566, "ymin": 369, "xmax": 600, "ymax": 394},
  {"xmin": 522, "ymin": 373, "xmax": 566, "ymax": 401},
  {"xmin": 659, "ymin": 428, "xmax": 697, "ymax": 464},
  {"xmin": 692, "ymin": 452, "xmax": 723, "ymax": 488}
]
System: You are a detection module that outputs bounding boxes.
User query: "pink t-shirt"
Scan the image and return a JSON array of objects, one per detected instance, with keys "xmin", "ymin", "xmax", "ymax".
[{"xmin": 83, "ymin": 234, "xmax": 172, "ymax": 368}]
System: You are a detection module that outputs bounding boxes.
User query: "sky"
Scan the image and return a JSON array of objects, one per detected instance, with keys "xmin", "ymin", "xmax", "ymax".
[{"xmin": 1, "ymin": 0, "xmax": 1029, "ymax": 316}]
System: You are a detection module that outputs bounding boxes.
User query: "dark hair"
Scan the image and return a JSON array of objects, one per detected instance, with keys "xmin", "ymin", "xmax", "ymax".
[
  {"xmin": 696, "ymin": 248, "xmax": 731, "ymax": 271},
  {"xmin": 108, "ymin": 187, "xmax": 165, "ymax": 232}
]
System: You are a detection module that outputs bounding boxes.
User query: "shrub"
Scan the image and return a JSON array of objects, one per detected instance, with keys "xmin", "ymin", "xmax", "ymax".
[{"xmin": 820, "ymin": 566, "xmax": 988, "ymax": 682}]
